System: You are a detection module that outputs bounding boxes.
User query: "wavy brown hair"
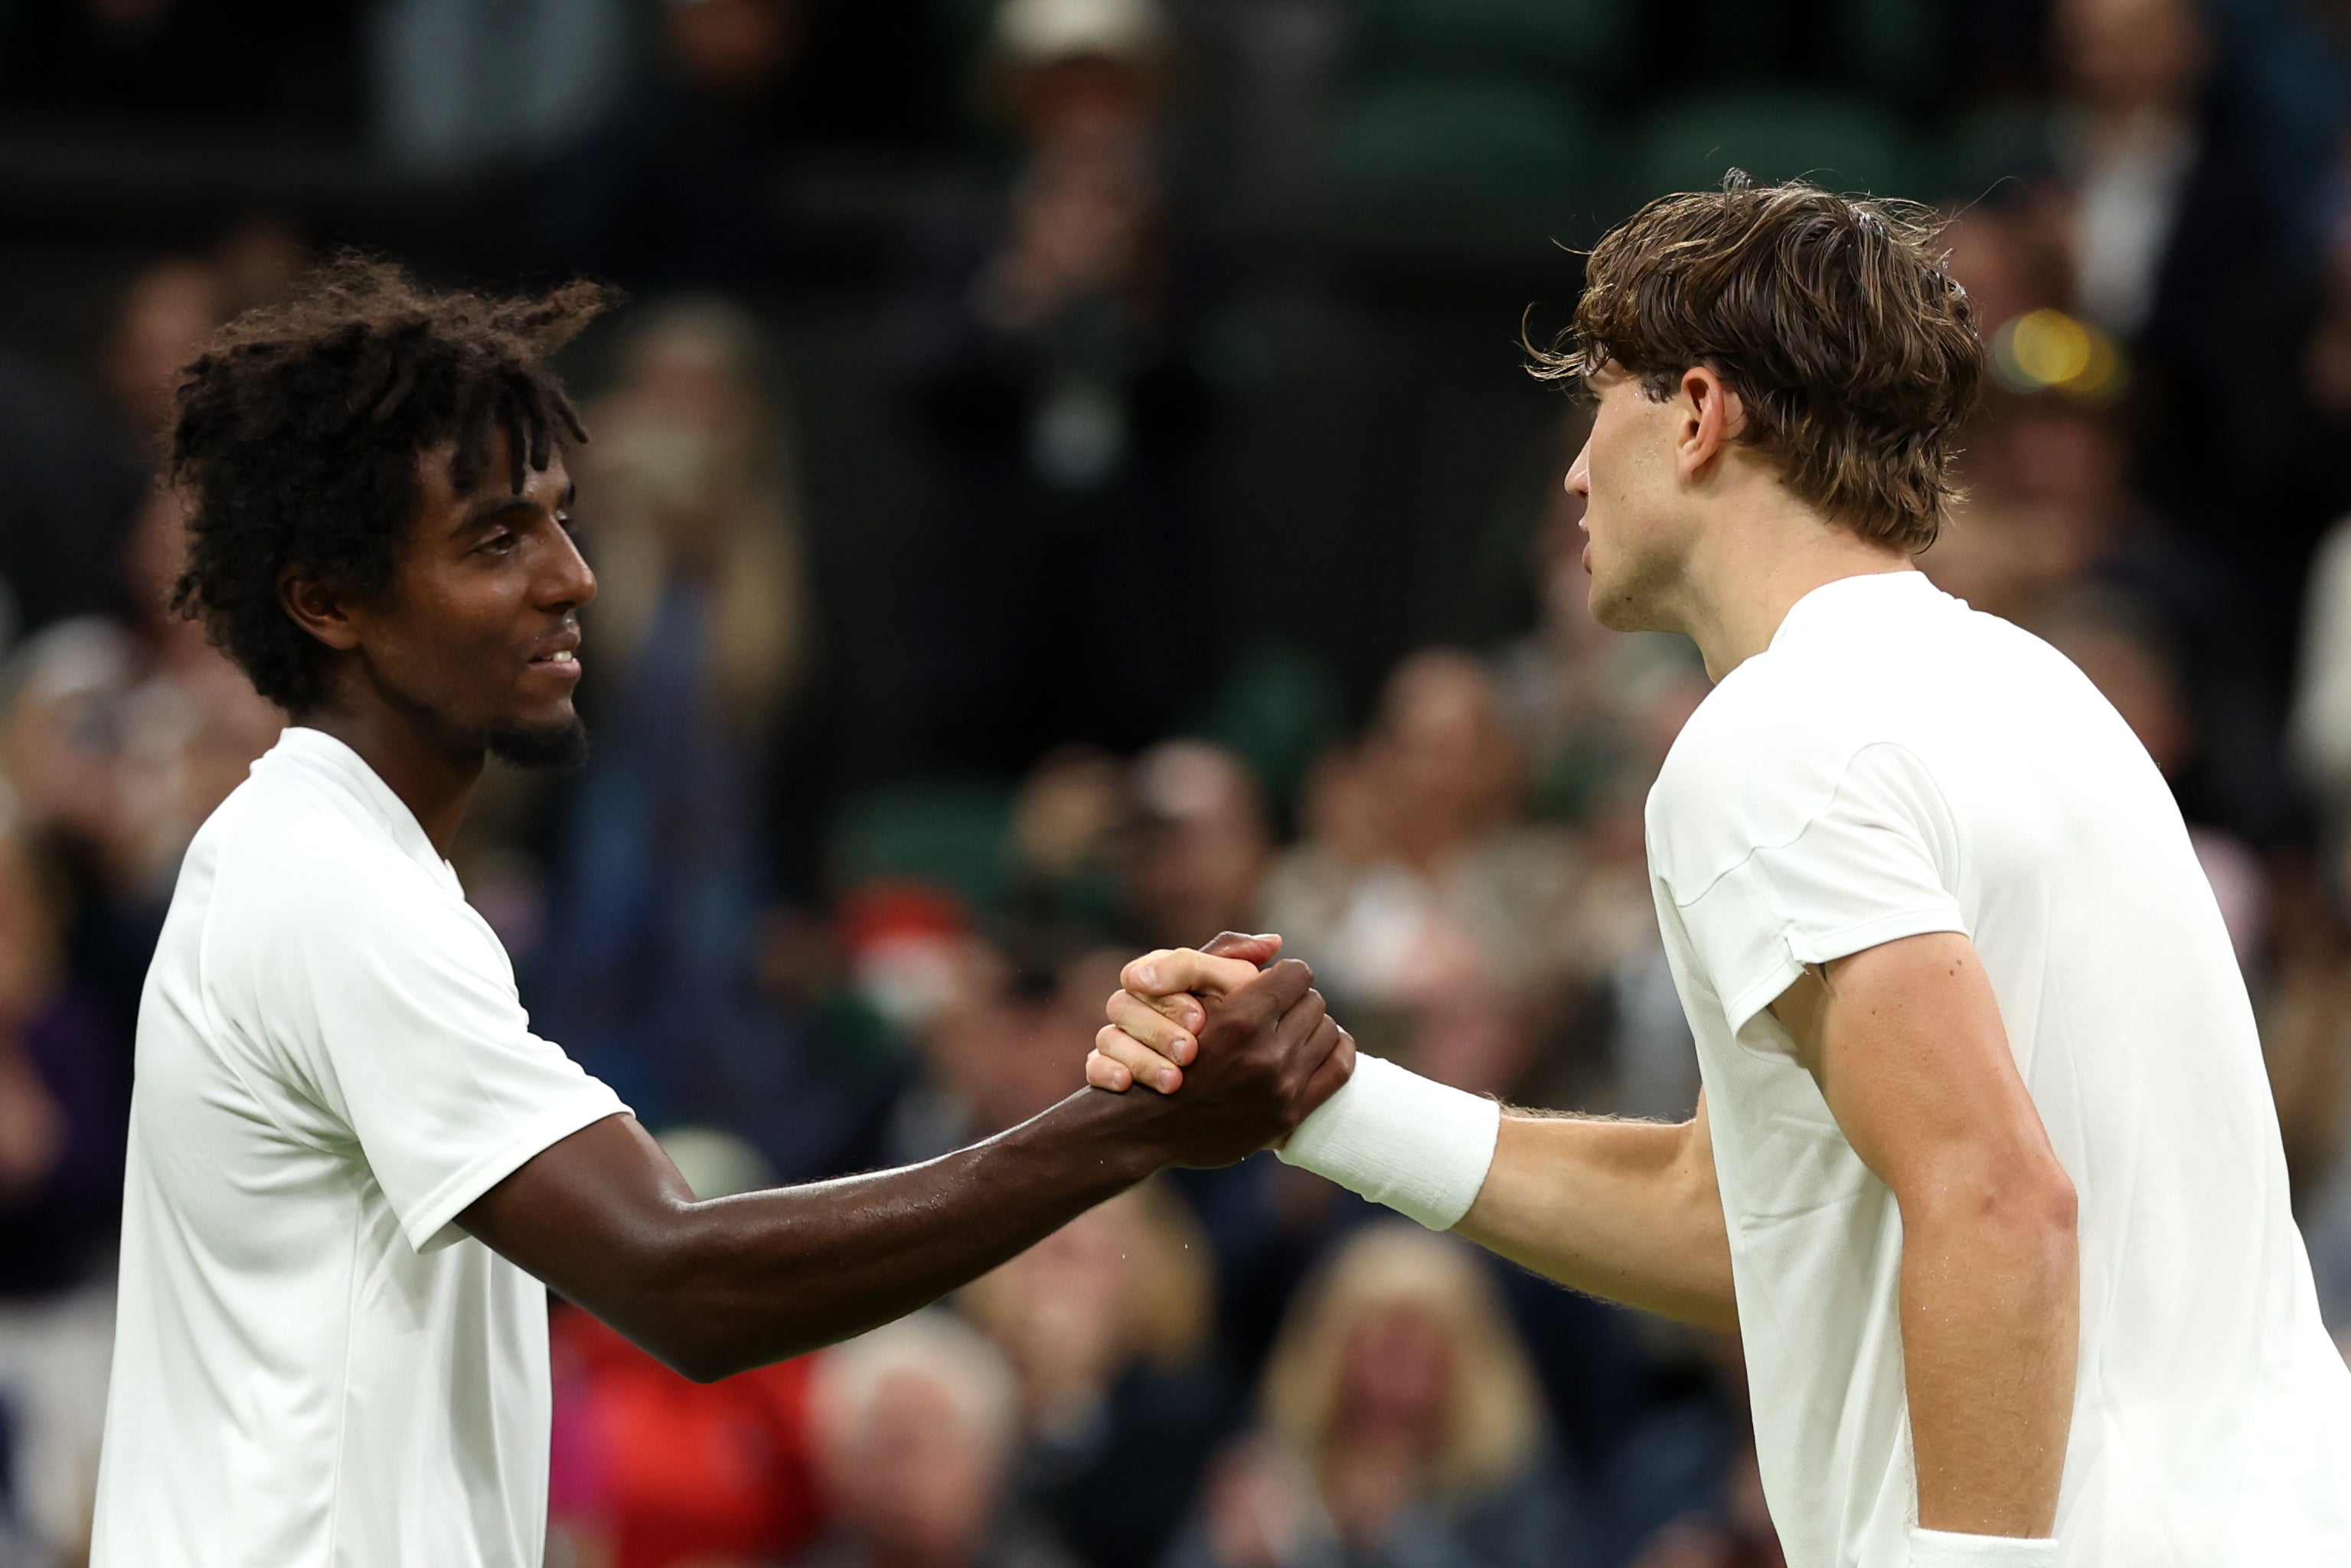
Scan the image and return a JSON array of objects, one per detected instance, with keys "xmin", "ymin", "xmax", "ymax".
[
  {"xmin": 168, "ymin": 255, "xmax": 614, "ymax": 711},
  {"xmin": 1536, "ymin": 173, "xmax": 1980, "ymax": 552}
]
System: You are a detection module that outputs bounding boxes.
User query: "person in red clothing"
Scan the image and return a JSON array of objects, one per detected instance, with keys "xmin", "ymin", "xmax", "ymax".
[
  {"xmin": 549, "ymin": 1306, "xmax": 824, "ymax": 1568},
  {"xmin": 547, "ymin": 1131, "xmax": 825, "ymax": 1568}
]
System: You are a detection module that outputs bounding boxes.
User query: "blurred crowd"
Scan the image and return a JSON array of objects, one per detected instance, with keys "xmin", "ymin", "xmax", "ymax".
[{"xmin": 12, "ymin": 0, "xmax": 2351, "ymax": 1564}]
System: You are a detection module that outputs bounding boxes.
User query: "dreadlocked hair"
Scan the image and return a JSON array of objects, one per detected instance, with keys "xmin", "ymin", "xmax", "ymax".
[{"xmin": 168, "ymin": 254, "xmax": 616, "ymax": 712}]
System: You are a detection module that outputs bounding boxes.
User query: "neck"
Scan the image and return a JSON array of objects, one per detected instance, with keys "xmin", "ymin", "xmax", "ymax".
[
  {"xmin": 296, "ymin": 681, "xmax": 485, "ymax": 857},
  {"xmin": 1668, "ymin": 493, "xmax": 1915, "ymax": 681}
]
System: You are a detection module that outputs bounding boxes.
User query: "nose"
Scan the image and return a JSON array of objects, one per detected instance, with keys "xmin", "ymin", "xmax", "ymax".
[
  {"xmin": 1564, "ymin": 437, "xmax": 1594, "ymax": 512},
  {"xmin": 539, "ymin": 519, "xmax": 597, "ymax": 613}
]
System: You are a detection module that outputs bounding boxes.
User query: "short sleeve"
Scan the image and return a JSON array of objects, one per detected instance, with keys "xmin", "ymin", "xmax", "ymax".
[
  {"xmin": 1670, "ymin": 741, "xmax": 1965, "ymax": 1040},
  {"xmin": 281, "ymin": 871, "xmax": 629, "ymax": 1253}
]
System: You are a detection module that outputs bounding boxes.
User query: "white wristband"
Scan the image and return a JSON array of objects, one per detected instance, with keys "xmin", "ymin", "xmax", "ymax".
[
  {"xmin": 1275, "ymin": 1054, "xmax": 1500, "ymax": 1230},
  {"xmin": 1907, "ymin": 1528, "xmax": 2059, "ymax": 1567}
]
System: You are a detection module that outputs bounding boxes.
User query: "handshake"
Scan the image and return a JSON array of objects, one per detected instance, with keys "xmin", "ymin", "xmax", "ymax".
[
  {"xmin": 1082, "ymin": 934, "xmax": 1500, "ymax": 1236},
  {"xmin": 1078, "ymin": 933, "xmax": 1355, "ymax": 1165},
  {"xmin": 1088, "ymin": 932, "xmax": 1337, "ymax": 1099}
]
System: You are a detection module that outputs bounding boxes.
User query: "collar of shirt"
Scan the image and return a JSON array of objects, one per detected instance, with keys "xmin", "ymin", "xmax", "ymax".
[
  {"xmin": 1768, "ymin": 569, "xmax": 1947, "ymax": 655},
  {"xmin": 259, "ymin": 726, "xmax": 459, "ymax": 889}
]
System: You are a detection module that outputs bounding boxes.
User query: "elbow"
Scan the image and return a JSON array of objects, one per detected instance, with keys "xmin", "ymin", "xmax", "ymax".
[
  {"xmin": 637, "ymin": 1301, "xmax": 755, "ymax": 1386},
  {"xmin": 611, "ymin": 1216, "xmax": 756, "ymax": 1384},
  {"xmin": 2011, "ymin": 1155, "xmax": 2078, "ymax": 1249},
  {"xmin": 668, "ymin": 1341, "xmax": 742, "ymax": 1386},
  {"xmin": 2039, "ymin": 1163, "xmax": 2080, "ymax": 1242},
  {"xmin": 1910, "ymin": 1149, "xmax": 2078, "ymax": 1257},
  {"xmin": 645, "ymin": 1292, "xmax": 742, "ymax": 1385}
]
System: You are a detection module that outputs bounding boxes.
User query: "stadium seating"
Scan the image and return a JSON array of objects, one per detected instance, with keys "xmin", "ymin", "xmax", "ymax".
[{"xmin": 1635, "ymin": 89, "xmax": 1919, "ymax": 203}]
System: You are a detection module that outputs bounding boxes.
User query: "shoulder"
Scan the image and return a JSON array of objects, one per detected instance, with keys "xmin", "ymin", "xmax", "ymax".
[
  {"xmin": 1645, "ymin": 652, "xmax": 1914, "ymax": 899},
  {"xmin": 199, "ymin": 773, "xmax": 459, "ymax": 972},
  {"xmin": 1651, "ymin": 648, "xmax": 1889, "ymax": 812}
]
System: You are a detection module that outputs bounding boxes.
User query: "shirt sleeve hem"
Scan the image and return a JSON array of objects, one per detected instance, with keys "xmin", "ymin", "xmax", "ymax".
[
  {"xmin": 1720, "ymin": 904, "xmax": 1970, "ymax": 1041},
  {"xmin": 402, "ymin": 1085, "xmax": 632, "ymax": 1255}
]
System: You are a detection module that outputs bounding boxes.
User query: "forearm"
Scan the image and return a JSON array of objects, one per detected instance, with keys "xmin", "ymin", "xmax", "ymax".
[
  {"xmin": 471, "ymin": 1093, "xmax": 1165, "ymax": 1382},
  {"xmin": 1271, "ymin": 1055, "xmax": 1735, "ymax": 1330},
  {"xmin": 654, "ymin": 1090, "xmax": 1158, "ymax": 1377},
  {"xmin": 1458, "ymin": 1112, "xmax": 1737, "ymax": 1331},
  {"xmin": 1899, "ymin": 1194, "xmax": 2078, "ymax": 1536}
]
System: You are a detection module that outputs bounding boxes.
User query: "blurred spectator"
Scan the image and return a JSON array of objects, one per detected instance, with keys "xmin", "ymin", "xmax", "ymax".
[
  {"xmin": 532, "ymin": 299, "xmax": 834, "ymax": 1176},
  {"xmin": 893, "ymin": 0, "xmax": 1223, "ymax": 775},
  {"xmin": 5, "ymin": 475, "xmax": 279, "ymax": 901},
  {"xmin": 368, "ymin": 0, "xmax": 634, "ymax": 174},
  {"xmin": 210, "ymin": 215, "xmax": 311, "ymax": 319},
  {"xmin": 0, "ymin": 349, "xmax": 144, "ymax": 643},
  {"xmin": 1935, "ymin": 207, "xmax": 2073, "ymax": 348},
  {"xmin": 98, "ymin": 259, "xmax": 226, "ymax": 460},
  {"xmin": 0, "ymin": 795, "xmax": 122, "ymax": 1567},
  {"xmin": 797, "ymin": 1310, "xmax": 1076, "ymax": 1568},
  {"xmin": 1123, "ymin": 740, "xmax": 1275, "ymax": 949},
  {"xmin": 1164, "ymin": 1223, "xmax": 1585, "ymax": 1568},
  {"xmin": 2046, "ymin": 0, "xmax": 2313, "ymax": 622},
  {"xmin": 2049, "ymin": 0, "xmax": 2213, "ymax": 340},
  {"xmin": 532, "ymin": 0, "xmax": 803, "ymax": 290},
  {"xmin": 0, "ymin": 256, "xmax": 227, "ymax": 645},
  {"xmin": 1007, "ymin": 744, "xmax": 1128, "ymax": 932},
  {"xmin": 883, "ymin": 927, "xmax": 1121, "ymax": 1163},
  {"xmin": 1600, "ymin": 1335, "xmax": 1783, "ymax": 1568},
  {"xmin": 1262, "ymin": 650, "xmax": 1582, "ymax": 1099},
  {"xmin": 549, "ymin": 1129, "xmax": 827, "ymax": 1568},
  {"xmin": 572, "ymin": 299, "xmax": 811, "ymax": 723},
  {"xmin": 2, "ymin": 609, "xmax": 276, "ymax": 967},
  {"xmin": 962, "ymin": 1183, "xmax": 1237, "ymax": 1568}
]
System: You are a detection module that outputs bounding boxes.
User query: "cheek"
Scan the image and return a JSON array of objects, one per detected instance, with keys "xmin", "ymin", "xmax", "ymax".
[
  {"xmin": 380, "ymin": 577, "xmax": 508, "ymax": 695},
  {"xmin": 1589, "ymin": 417, "xmax": 1671, "ymax": 532}
]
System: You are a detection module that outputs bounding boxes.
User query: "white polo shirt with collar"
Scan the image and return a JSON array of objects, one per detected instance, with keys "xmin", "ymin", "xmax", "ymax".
[{"xmin": 90, "ymin": 725, "xmax": 629, "ymax": 1566}]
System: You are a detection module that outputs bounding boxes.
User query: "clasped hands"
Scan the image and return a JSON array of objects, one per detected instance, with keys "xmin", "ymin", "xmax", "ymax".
[{"xmin": 1089, "ymin": 933, "xmax": 1356, "ymax": 1148}]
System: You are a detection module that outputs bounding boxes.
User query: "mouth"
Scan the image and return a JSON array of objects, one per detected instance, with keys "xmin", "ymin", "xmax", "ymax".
[
  {"xmin": 526, "ymin": 628, "xmax": 583, "ymax": 681},
  {"xmin": 1582, "ymin": 541, "xmax": 1593, "ymax": 575}
]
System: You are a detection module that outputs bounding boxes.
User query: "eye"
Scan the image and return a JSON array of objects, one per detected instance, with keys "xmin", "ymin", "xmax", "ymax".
[
  {"xmin": 554, "ymin": 511, "xmax": 578, "ymax": 534},
  {"xmin": 477, "ymin": 530, "xmax": 518, "ymax": 556}
]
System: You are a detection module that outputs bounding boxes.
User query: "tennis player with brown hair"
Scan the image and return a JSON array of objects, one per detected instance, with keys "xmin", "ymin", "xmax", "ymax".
[{"xmin": 1094, "ymin": 179, "xmax": 2351, "ymax": 1568}]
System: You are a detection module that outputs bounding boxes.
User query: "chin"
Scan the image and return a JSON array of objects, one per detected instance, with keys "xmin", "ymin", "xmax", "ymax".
[
  {"xmin": 485, "ymin": 714, "xmax": 590, "ymax": 773},
  {"xmin": 1585, "ymin": 580, "xmax": 1644, "ymax": 633}
]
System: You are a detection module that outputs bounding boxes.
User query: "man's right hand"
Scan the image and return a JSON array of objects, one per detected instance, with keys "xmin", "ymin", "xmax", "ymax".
[
  {"xmin": 1116, "ymin": 956, "xmax": 1353, "ymax": 1168},
  {"xmin": 1088, "ymin": 932, "xmax": 1289, "ymax": 1099},
  {"xmin": 1087, "ymin": 931, "xmax": 1279, "ymax": 1094}
]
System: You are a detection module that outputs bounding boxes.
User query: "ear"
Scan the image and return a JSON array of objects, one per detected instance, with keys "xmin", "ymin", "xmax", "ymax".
[
  {"xmin": 276, "ymin": 567, "xmax": 364, "ymax": 654},
  {"xmin": 1675, "ymin": 364, "xmax": 1748, "ymax": 482}
]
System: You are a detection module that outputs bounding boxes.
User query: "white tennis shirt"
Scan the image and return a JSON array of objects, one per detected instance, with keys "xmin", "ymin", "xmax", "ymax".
[
  {"xmin": 90, "ymin": 727, "xmax": 629, "ymax": 1566},
  {"xmin": 1647, "ymin": 571, "xmax": 2351, "ymax": 1568}
]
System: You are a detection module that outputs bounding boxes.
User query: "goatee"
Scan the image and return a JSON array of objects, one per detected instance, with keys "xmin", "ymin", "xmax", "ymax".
[{"xmin": 486, "ymin": 715, "xmax": 590, "ymax": 773}]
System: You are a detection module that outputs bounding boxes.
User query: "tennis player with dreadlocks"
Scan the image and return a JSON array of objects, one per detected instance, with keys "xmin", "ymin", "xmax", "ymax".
[
  {"xmin": 87, "ymin": 260, "xmax": 1353, "ymax": 1567},
  {"xmin": 1092, "ymin": 181, "xmax": 2351, "ymax": 1567}
]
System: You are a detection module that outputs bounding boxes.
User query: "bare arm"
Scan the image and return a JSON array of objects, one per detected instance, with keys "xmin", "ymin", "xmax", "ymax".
[
  {"xmin": 459, "ymin": 961, "xmax": 1347, "ymax": 1382},
  {"xmin": 1455, "ymin": 1096, "xmax": 1736, "ymax": 1331},
  {"xmin": 1773, "ymin": 932, "xmax": 2077, "ymax": 1538},
  {"xmin": 1092, "ymin": 942, "xmax": 1735, "ymax": 1330}
]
